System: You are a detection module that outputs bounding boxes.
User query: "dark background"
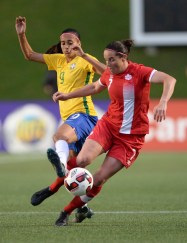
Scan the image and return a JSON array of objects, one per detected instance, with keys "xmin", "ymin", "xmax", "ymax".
[{"xmin": 144, "ymin": 0, "xmax": 187, "ymax": 32}]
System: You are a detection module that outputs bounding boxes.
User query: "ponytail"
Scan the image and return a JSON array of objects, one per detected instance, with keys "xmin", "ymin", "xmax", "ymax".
[
  {"xmin": 45, "ymin": 42, "xmax": 62, "ymax": 54},
  {"xmin": 105, "ymin": 39, "xmax": 134, "ymax": 56},
  {"xmin": 120, "ymin": 39, "xmax": 134, "ymax": 54}
]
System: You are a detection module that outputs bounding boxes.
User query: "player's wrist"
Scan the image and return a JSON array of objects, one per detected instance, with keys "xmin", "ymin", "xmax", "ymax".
[
  {"xmin": 159, "ymin": 99, "xmax": 168, "ymax": 104},
  {"xmin": 81, "ymin": 53, "xmax": 86, "ymax": 58},
  {"xmin": 18, "ymin": 32, "xmax": 26, "ymax": 37}
]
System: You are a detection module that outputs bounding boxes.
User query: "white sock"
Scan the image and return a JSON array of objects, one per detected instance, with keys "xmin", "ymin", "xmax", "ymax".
[
  {"xmin": 80, "ymin": 195, "xmax": 93, "ymax": 203},
  {"xmin": 55, "ymin": 140, "xmax": 69, "ymax": 168}
]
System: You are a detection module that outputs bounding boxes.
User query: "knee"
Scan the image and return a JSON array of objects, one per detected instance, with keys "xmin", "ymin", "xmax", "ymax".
[
  {"xmin": 52, "ymin": 133, "xmax": 56, "ymax": 142},
  {"xmin": 53, "ymin": 132, "xmax": 69, "ymax": 143},
  {"xmin": 76, "ymin": 154, "xmax": 92, "ymax": 168}
]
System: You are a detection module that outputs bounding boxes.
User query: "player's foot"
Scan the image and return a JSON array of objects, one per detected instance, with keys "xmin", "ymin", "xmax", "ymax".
[
  {"xmin": 72, "ymin": 206, "xmax": 94, "ymax": 223},
  {"xmin": 47, "ymin": 148, "xmax": 65, "ymax": 177},
  {"xmin": 31, "ymin": 187, "xmax": 54, "ymax": 206},
  {"xmin": 55, "ymin": 211, "xmax": 69, "ymax": 226}
]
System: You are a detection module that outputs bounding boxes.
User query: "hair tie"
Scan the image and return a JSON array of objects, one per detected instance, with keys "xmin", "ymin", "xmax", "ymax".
[
  {"xmin": 105, "ymin": 48, "xmax": 126, "ymax": 56},
  {"xmin": 61, "ymin": 33, "xmax": 80, "ymax": 41}
]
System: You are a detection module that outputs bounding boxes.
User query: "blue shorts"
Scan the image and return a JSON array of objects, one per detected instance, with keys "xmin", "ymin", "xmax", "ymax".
[{"xmin": 65, "ymin": 113, "xmax": 98, "ymax": 154}]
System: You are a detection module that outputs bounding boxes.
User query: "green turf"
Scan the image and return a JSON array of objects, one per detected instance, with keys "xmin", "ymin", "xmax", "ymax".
[{"xmin": 0, "ymin": 152, "xmax": 187, "ymax": 243}]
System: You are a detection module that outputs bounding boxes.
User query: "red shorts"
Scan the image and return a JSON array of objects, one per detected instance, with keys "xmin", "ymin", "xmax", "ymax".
[{"xmin": 88, "ymin": 118, "xmax": 145, "ymax": 168}]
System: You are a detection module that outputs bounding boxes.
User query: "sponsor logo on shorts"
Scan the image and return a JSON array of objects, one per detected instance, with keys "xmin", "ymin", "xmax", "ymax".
[{"xmin": 67, "ymin": 114, "xmax": 80, "ymax": 121}]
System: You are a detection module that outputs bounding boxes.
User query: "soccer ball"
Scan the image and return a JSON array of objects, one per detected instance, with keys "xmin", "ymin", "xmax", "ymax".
[{"xmin": 64, "ymin": 167, "xmax": 93, "ymax": 196}]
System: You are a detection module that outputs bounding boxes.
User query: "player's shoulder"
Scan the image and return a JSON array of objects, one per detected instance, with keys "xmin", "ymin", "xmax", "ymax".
[
  {"xmin": 77, "ymin": 53, "xmax": 98, "ymax": 69},
  {"xmin": 128, "ymin": 61, "xmax": 143, "ymax": 69},
  {"xmin": 100, "ymin": 68, "xmax": 111, "ymax": 79},
  {"xmin": 43, "ymin": 53, "xmax": 65, "ymax": 60},
  {"xmin": 85, "ymin": 53, "xmax": 98, "ymax": 61},
  {"xmin": 128, "ymin": 61, "xmax": 153, "ymax": 72},
  {"xmin": 128, "ymin": 61, "xmax": 155, "ymax": 82}
]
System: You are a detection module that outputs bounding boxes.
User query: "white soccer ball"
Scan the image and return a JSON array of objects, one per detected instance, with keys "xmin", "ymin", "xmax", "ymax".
[{"xmin": 64, "ymin": 167, "xmax": 93, "ymax": 196}]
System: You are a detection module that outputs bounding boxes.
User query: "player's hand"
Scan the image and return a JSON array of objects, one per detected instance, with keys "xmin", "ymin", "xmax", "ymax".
[
  {"xmin": 72, "ymin": 44, "xmax": 85, "ymax": 57},
  {"xmin": 15, "ymin": 16, "xmax": 26, "ymax": 35},
  {"xmin": 153, "ymin": 101, "xmax": 167, "ymax": 122},
  {"xmin": 52, "ymin": 91, "xmax": 69, "ymax": 102}
]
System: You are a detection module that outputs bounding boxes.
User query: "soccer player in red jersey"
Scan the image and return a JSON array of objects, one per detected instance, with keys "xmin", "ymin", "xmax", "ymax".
[{"xmin": 51, "ymin": 39, "xmax": 176, "ymax": 226}]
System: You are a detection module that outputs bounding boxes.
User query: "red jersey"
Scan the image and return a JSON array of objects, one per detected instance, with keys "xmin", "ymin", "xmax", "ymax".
[{"xmin": 99, "ymin": 61, "xmax": 156, "ymax": 134}]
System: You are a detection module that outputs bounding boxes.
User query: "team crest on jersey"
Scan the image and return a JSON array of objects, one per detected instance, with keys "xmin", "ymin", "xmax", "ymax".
[
  {"xmin": 70, "ymin": 63, "xmax": 76, "ymax": 70},
  {"xmin": 124, "ymin": 74, "xmax": 132, "ymax": 80}
]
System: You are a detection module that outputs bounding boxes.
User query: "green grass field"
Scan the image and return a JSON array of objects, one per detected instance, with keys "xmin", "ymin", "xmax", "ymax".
[{"xmin": 0, "ymin": 152, "xmax": 187, "ymax": 243}]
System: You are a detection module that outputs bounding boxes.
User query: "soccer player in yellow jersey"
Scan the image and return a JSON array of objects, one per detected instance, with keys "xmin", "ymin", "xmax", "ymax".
[{"xmin": 15, "ymin": 16, "xmax": 106, "ymax": 222}]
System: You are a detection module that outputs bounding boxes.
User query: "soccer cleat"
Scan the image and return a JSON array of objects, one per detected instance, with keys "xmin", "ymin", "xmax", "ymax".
[
  {"xmin": 72, "ymin": 206, "xmax": 94, "ymax": 223},
  {"xmin": 31, "ymin": 187, "xmax": 54, "ymax": 206},
  {"xmin": 55, "ymin": 211, "xmax": 69, "ymax": 226},
  {"xmin": 47, "ymin": 148, "xmax": 65, "ymax": 177}
]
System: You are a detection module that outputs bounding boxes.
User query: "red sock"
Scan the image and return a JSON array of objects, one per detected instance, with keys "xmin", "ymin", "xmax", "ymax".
[
  {"xmin": 49, "ymin": 177, "xmax": 65, "ymax": 192},
  {"xmin": 87, "ymin": 185, "xmax": 102, "ymax": 197},
  {"xmin": 67, "ymin": 157, "xmax": 77, "ymax": 170},
  {"xmin": 64, "ymin": 196, "xmax": 85, "ymax": 214},
  {"xmin": 63, "ymin": 185, "xmax": 102, "ymax": 214}
]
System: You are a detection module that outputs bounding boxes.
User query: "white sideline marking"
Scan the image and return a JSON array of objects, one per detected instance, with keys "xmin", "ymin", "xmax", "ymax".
[{"xmin": 1, "ymin": 211, "xmax": 187, "ymax": 215}]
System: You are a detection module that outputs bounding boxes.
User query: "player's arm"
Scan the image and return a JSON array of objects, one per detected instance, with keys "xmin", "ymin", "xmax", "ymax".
[
  {"xmin": 53, "ymin": 80, "xmax": 106, "ymax": 102},
  {"xmin": 72, "ymin": 45, "xmax": 106, "ymax": 75},
  {"xmin": 150, "ymin": 71, "xmax": 176, "ymax": 122},
  {"xmin": 15, "ymin": 16, "xmax": 45, "ymax": 63},
  {"xmin": 81, "ymin": 54, "xmax": 106, "ymax": 75}
]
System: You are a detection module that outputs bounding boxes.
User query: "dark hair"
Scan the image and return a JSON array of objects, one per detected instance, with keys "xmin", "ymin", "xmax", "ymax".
[
  {"xmin": 45, "ymin": 42, "xmax": 62, "ymax": 54},
  {"xmin": 45, "ymin": 28, "xmax": 80, "ymax": 54},
  {"xmin": 105, "ymin": 39, "xmax": 134, "ymax": 56},
  {"xmin": 62, "ymin": 28, "xmax": 81, "ymax": 41}
]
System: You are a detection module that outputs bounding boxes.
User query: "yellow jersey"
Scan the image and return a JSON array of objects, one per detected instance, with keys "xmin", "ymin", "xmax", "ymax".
[{"xmin": 43, "ymin": 54, "xmax": 97, "ymax": 120}]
